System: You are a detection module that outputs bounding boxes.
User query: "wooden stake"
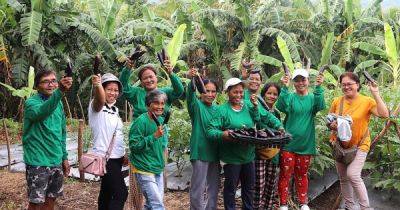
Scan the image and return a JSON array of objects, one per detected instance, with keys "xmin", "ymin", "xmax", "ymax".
[
  {"xmin": 2, "ymin": 120, "xmax": 11, "ymax": 171},
  {"xmin": 76, "ymin": 94, "xmax": 85, "ymax": 122},
  {"xmin": 63, "ymin": 96, "xmax": 73, "ymax": 122},
  {"xmin": 78, "ymin": 119, "xmax": 85, "ymax": 182}
]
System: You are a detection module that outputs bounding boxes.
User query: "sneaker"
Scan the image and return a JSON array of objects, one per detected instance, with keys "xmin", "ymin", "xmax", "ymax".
[
  {"xmin": 279, "ymin": 206, "xmax": 288, "ymax": 210},
  {"xmin": 300, "ymin": 204, "xmax": 310, "ymax": 210}
]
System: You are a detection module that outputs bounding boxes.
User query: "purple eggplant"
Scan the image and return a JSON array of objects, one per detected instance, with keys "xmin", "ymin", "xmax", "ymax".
[
  {"xmin": 93, "ymin": 54, "xmax": 101, "ymax": 75},
  {"xmin": 194, "ymin": 74, "xmax": 206, "ymax": 94},
  {"xmin": 282, "ymin": 63, "xmax": 290, "ymax": 75},
  {"xmin": 150, "ymin": 112, "xmax": 161, "ymax": 127},
  {"xmin": 163, "ymin": 111, "xmax": 171, "ymax": 125},
  {"xmin": 363, "ymin": 71, "xmax": 376, "ymax": 83},
  {"xmin": 130, "ymin": 46, "xmax": 146, "ymax": 61},
  {"xmin": 318, "ymin": 65, "xmax": 328, "ymax": 75},
  {"xmin": 65, "ymin": 58, "xmax": 73, "ymax": 77},
  {"xmin": 257, "ymin": 95, "xmax": 270, "ymax": 111}
]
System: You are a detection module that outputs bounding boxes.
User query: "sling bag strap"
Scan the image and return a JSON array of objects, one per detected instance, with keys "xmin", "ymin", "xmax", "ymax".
[
  {"xmin": 104, "ymin": 120, "xmax": 119, "ymax": 161},
  {"xmin": 338, "ymin": 97, "xmax": 369, "ymax": 148}
]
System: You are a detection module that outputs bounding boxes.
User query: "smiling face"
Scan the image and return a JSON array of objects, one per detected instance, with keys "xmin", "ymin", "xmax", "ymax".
[
  {"xmin": 340, "ymin": 76, "xmax": 359, "ymax": 98},
  {"xmin": 200, "ymin": 82, "xmax": 217, "ymax": 106},
  {"xmin": 140, "ymin": 69, "xmax": 158, "ymax": 91},
  {"xmin": 37, "ymin": 73, "xmax": 58, "ymax": 97},
  {"xmin": 247, "ymin": 73, "xmax": 262, "ymax": 93},
  {"xmin": 264, "ymin": 86, "xmax": 279, "ymax": 107},
  {"xmin": 104, "ymin": 82, "xmax": 119, "ymax": 104},
  {"xmin": 227, "ymin": 84, "xmax": 244, "ymax": 106},
  {"xmin": 293, "ymin": 76, "xmax": 309, "ymax": 95},
  {"xmin": 149, "ymin": 99, "xmax": 165, "ymax": 116}
]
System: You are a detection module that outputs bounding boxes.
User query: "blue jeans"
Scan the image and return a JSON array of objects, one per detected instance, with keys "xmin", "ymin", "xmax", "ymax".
[{"xmin": 135, "ymin": 172, "xmax": 165, "ymax": 210}]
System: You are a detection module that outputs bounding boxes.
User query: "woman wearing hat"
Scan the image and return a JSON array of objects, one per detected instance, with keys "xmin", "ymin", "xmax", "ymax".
[
  {"xmin": 207, "ymin": 78, "xmax": 267, "ymax": 210},
  {"xmin": 276, "ymin": 69, "xmax": 325, "ymax": 210},
  {"xmin": 89, "ymin": 73, "xmax": 128, "ymax": 210}
]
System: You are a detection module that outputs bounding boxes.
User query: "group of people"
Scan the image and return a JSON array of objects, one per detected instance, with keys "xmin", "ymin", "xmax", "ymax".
[{"xmin": 22, "ymin": 53, "xmax": 389, "ymax": 210}]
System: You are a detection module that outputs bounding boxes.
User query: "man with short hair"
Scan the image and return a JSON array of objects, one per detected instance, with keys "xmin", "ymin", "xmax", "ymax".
[{"xmin": 23, "ymin": 70, "xmax": 73, "ymax": 210}]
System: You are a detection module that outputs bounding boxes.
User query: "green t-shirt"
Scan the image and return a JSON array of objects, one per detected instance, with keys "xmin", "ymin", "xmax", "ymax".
[
  {"xmin": 207, "ymin": 101, "xmax": 260, "ymax": 164},
  {"xmin": 22, "ymin": 89, "xmax": 68, "ymax": 167},
  {"xmin": 129, "ymin": 113, "xmax": 167, "ymax": 174},
  {"xmin": 186, "ymin": 81, "xmax": 219, "ymax": 162},
  {"xmin": 275, "ymin": 86, "xmax": 325, "ymax": 155},
  {"xmin": 119, "ymin": 67, "xmax": 184, "ymax": 119}
]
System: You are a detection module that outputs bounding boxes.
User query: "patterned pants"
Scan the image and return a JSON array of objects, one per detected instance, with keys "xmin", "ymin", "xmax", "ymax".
[
  {"xmin": 278, "ymin": 151, "xmax": 311, "ymax": 205},
  {"xmin": 254, "ymin": 159, "xmax": 279, "ymax": 210}
]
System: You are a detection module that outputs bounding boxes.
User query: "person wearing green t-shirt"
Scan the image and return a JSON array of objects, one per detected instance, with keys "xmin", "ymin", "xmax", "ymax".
[
  {"xmin": 207, "ymin": 78, "xmax": 260, "ymax": 210},
  {"xmin": 129, "ymin": 90, "xmax": 169, "ymax": 210},
  {"xmin": 119, "ymin": 57, "xmax": 184, "ymax": 120},
  {"xmin": 186, "ymin": 68, "xmax": 220, "ymax": 210},
  {"xmin": 23, "ymin": 70, "xmax": 72, "ymax": 210},
  {"xmin": 276, "ymin": 69, "xmax": 325, "ymax": 210}
]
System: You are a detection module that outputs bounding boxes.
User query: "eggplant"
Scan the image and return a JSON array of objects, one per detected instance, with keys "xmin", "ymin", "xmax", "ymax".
[
  {"xmin": 363, "ymin": 71, "xmax": 376, "ymax": 83},
  {"xmin": 191, "ymin": 77, "xmax": 197, "ymax": 91},
  {"xmin": 93, "ymin": 54, "xmax": 101, "ymax": 75},
  {"xmin": 318, "ymin": 65, "xmax": 328, "ymax": 75},
  {"xmin": 257, "ymin": 95, "xmax": 270, "ymax": 111},
  {"xmin": 194, "ymin": 74, "xmax": 206, "ymax": 94},
  {"xmin": 282, "ymin": 63, "xmax": 290, "ymax": 75},
  {"xmin": 157, "ymin": 52, "xmax": 164, "ymax": 67},
  {"xmin": 65, "ymin": 58, "xmax": 73, "ymax": 77},
  {"xmin": 150, "ymin": 112, "xmax": 161, "ymax": 127},
  {"xmin": 162, "ymin": 48, "xmax": 167, "ymax": 61},
  {"xmin": 265, "ymin": 128, "xmax": 276, "ymax": 137},
  {"xmin": 130, "ymin": 46, "xmax": 146, "ymax": 61},
  {"xmin": 163, "ymin": 111, "xmax": 171, "ymax": 125}
]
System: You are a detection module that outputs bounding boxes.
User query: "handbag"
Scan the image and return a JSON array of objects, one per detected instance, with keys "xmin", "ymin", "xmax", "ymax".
[
  {"xmin": 80, "ymin": 126, "xmax": 118, "ymax": 176},
  {"xmin": 332, "ymin": 98, "xmax": 368, "ymax": 165}
]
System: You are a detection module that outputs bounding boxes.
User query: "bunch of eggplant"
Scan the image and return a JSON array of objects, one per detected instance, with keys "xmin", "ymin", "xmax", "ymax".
[
  {"xmin": 93, "ymin": 54, "xmax": 101, "ymax": 75},
  {"xmin": 190, "ymin": 57, "xmax": 207, "ymax": 94},
  {"xmin": 130, "ymin": 46, "xmax": 146, "ymax": 61},
  {"xmin": 228, "ymin": 127, "xmax": 291, "ymax": 147},
  {"xmin": 157, "ymin": 48, "xmax": 168, "ymax": 68},
  {"xmin": 65, "ymin": 58, "xmax": 73, "ymax": 77}
]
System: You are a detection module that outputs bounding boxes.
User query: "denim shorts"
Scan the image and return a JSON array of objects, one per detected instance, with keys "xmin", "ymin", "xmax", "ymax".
[{"xmin": 25, "ymin": 165, "xmax": 64, "ymax": 203}]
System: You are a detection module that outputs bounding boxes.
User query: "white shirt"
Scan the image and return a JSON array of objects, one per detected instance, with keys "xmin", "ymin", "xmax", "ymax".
[{"xmin": 88, "ymin": 100, "xmax": 125, "ymax": 159}]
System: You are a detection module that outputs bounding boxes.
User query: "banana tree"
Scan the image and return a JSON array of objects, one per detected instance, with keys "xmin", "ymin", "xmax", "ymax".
[{"xmin": 354, "ymin": 22, "xmax": 399, "ymax": 87}]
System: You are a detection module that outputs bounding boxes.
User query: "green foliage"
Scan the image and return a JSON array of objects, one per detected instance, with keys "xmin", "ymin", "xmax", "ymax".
[
  {"xmin": 166, "ymin": 24, "xmax": 187, "ymax": 68},
  {"xmin": 167, "ymin": 106, "xmax": 191, "ymax": 176},
  {"xmin": 0, "ymin": 66, "xmax": 35, "ymax": 99},
  {"xmin": 277, "ymin": 36, "xmax": 294, "ymax": 72},
  {"xmin": 0, "ymin": 118, "xmax": 22, "ymax": 144},
  {"xmin": 20, "ymin": 11, "xmax": 42, "ymax": 46}
]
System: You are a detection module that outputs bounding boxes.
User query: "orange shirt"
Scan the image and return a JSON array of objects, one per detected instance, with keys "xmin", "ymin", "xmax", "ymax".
[{"xmin": 329, "ymin": 95, "xmax": 377, "ymax": 152}]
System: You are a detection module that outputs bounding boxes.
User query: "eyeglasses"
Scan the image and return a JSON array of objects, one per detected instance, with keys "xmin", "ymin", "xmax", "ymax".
[
  {"xmin": 105, "ymin": 89, "xmax": 119, "ymax": 94},
  {"xmin": 39, "ymin": 79, "xmax": 57, "ymax": 86},
  {"xmin": 340, "ymin": 83, "xmax": 357, "ymax": 88}
]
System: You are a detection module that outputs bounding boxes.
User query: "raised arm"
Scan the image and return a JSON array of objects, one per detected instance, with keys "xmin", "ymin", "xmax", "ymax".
[
  {"xmin": 91, "ymin": 74, "xmax": 105, "ymax": 112},
  {"xmin": 312, "ymin": 85, "xmax": 326, "ymax": 114},
  {"xmin": 25, "ymin": 89, "xmax": 64, "ymax": 122},
  {"xmin": 275, "ymin": 86, "xmax": 292, "ymax": 114},
  {"xmin": 369, "ymin": 83, "xmax": 389, "ymax": 118}
]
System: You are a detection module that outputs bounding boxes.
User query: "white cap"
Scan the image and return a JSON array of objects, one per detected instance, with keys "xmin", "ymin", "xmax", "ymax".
[
  {"xmin": 292, "ymin": 69, "xmax": 309, "ymax": 79},
  {"xmin": 224, "ymin": 78, "xmax": 243, "ymax": 91},
  {"xmin": 101, "ymin": 73, "xmax": 122, "ymax": 92}
]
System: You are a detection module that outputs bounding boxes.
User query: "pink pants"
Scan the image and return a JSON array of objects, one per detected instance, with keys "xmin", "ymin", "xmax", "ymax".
[
  {"xmin": 336, "ymin": 150, "xmax": 371, "ymax": 210},
  {"xmin": 278, "ymin": 151, "xmax": 311, "ymax": 205}
]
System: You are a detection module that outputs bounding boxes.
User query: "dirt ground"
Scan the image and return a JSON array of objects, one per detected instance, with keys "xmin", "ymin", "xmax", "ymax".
[{"xmin": 0, "ymin": 169, "xmax": 339, "ymax": 210}]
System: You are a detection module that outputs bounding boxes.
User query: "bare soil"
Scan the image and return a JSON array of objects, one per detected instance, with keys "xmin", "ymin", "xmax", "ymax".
[{"xmin": 0, "ymin": 170, "xmax": 339, "ymax": 210}]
